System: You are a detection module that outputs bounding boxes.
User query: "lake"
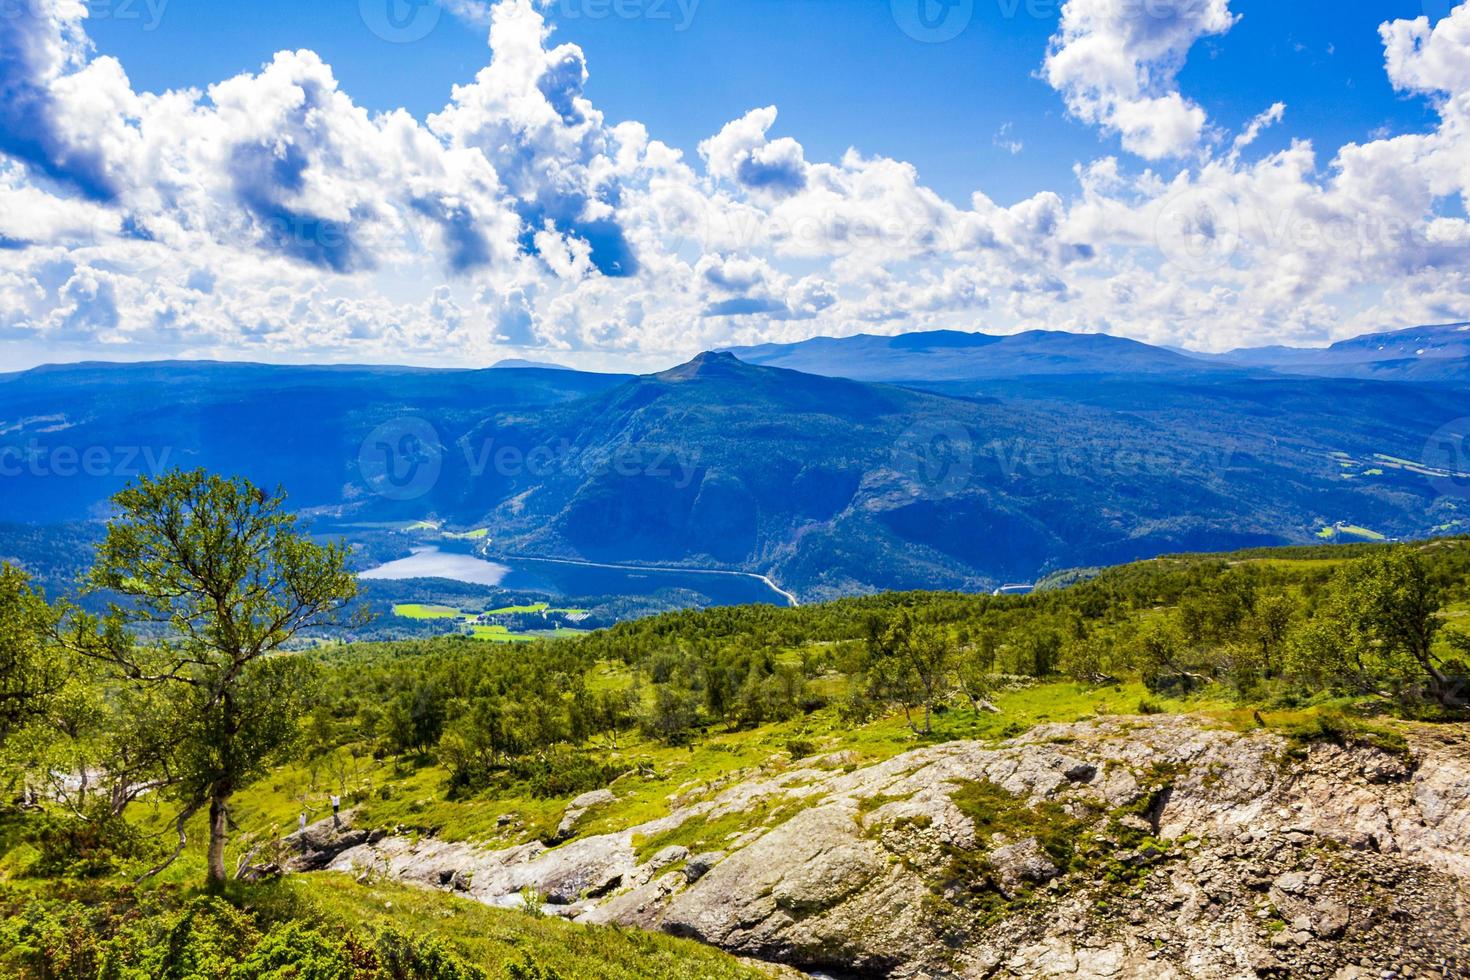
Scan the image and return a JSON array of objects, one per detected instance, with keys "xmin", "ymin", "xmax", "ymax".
[
  {"xmin": 358, "ymin": 547, "xmax": 793, "ymax": 607},
  {"xmin": 359, "ymin": 548, "xmax": 511, "ymax": 587}
]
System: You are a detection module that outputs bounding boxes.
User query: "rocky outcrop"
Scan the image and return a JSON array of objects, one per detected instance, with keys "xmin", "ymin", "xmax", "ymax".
[
  {"xmin": 308, "ymin": 717, "xmax": 1470, "ymax": 978},
  {"xmin": 553, "ymin": 788, "xmax": 617, "ymax": 843},
  {"xmin": 284, "ymin": 811, "xmax": 387, "ymax": 872}
]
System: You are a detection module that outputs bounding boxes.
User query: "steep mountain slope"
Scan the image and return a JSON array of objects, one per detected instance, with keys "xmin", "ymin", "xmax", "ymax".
[
  {"xmin": 425, "ymin": 353, "xmax": 1463, "ymax": 598},
  {"xmin": 1, "ymin": 354, "xmax": 1465, "ymax": 599},
  {"xmin": 0, "ymin": 361, "xmax": 627, "ymax": 522}
]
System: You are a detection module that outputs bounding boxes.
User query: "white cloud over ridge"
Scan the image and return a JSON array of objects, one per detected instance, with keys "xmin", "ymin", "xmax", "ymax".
[{"xmin": 1, "ymin": 0, "xmax": 1470, "ymax": 367}]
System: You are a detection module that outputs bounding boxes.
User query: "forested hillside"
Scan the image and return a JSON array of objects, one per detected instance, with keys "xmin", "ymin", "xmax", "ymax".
[
  {"xmin": 1, "ymin": 470, "xmax": 1468, "ymax": 976},
  {"xmin": 4, "ymin": 350, "xmax": 1468, "ymax": 599}
]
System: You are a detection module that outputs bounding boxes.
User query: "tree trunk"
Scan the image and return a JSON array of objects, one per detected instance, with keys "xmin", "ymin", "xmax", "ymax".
[
  {"xmin": 1417, "ymin": 643, "xmax": 1457, "ymax": 707},
  {"xmin": 134, "ymin": 799, "xmax": 202, "ymax": 883},
  {"xmin": 207, "ymin": 790, "xmax": 229, "ymax": 891}
]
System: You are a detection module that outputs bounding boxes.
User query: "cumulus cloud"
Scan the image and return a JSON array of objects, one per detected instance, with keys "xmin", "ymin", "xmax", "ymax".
[
  {"xmin": 1044, "ymin": 0, "xmax": 1237, "ymax": 159},
  {"xmin": 3, "ymin": 0, "xmax": 1470, "ymax": 364},
  {"xmin": 699, "ymin": 107, "xmax": 809, "ymax": 197},
  {"xmin": 430, "ymin": 0, "xmax": 638, "ymax": 278},
  {"xmin": 1382, "ymin": 10, "xmax": 1470, "ymax": 95},
  {"xmin": 0, "ymin": 0, "xmax": 121, "ymax": 199}
]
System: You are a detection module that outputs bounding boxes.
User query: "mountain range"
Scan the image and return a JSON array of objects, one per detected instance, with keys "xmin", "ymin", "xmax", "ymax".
[
  {"xmin": 1, "ymin": 324, "xmax": 1467, "ymax": 600},
  {"xmin": 722, "ymin": 322, "xmax": 1470, "ymax": 386}
]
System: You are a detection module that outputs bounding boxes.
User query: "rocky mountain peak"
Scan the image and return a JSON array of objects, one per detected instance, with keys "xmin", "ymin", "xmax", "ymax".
[{"xmin": 655, "ymin": 350, "xmax": 752, "ymax": 383}]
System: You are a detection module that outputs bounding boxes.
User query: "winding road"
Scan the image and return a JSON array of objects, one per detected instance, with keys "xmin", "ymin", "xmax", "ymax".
[{"xmin": 493, "ymin": 553, "xmax": 800, "ymax": 607}]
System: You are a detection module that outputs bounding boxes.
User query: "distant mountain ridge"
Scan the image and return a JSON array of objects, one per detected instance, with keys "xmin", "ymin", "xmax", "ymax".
[
  {"xmin": 722, "ymin": 323, "xmax": 1470, "ymax": 386},
  {"xmin": 1205, "ymin": 322, "xmax": 1470, "ymax": 382},
  {"xmin": 722, "ymin": 329, "xmax": 1220, "ymax": 383},
  {"xmin": 1, "ymin": 349, "xmax": 1465, "ymax": 600},
  {"xmin": 491, "ymin": 358, "xmax": 574, "ymax": 371}
]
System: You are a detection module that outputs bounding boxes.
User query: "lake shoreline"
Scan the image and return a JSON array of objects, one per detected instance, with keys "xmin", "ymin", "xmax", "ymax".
[
  {"xmin": 357, "ymin": 546, "xmax": 797, "ymax": 608},
  {"xmin": 494, "ymin": 553, "xmax": 800, "ymax": 607}
]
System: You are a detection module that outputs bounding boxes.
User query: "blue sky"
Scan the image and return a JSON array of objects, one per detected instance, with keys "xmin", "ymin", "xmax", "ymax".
[
  {"xmin": 87, "ymin": 0, "xmax": 1438, "ymax": 206},
  {"xmin": 3, "ymin": 0, "xmax": 1470, "ymax": 370}
]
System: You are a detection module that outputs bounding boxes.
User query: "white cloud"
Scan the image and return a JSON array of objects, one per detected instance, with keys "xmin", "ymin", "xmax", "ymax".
[
  {"xmin": 993, "ymin": 123, "xmax": 1024, "ymax": 156},
  {"xmin": 1043, "ymin": 0, "xmax": 1237, "ymax": 160},
  {"xmin": 1382, "ymin": 10, "xmax": 1470, "ymax": 95},
  {"xmin": 699, "ymin": 107, "xmax": 809, "ymax": 197},
  {"xmin": 1230, "ymin": 102, "xmax": 1286, "ymax": 159},
  {"xmin": 3, "ymin": 0, "xmax": 1470, "ymax": 366}
]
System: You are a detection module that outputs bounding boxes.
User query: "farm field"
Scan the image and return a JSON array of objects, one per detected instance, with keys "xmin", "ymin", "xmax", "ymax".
[{"xmin": 392, "ymin": 601, "xmax": 591, "ymax": 643}]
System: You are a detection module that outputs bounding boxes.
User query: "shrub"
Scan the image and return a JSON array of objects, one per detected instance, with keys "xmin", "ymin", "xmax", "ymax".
[
  {"xmin": 784, "ymin": 738, "xmax": 817, "ymax": 759},
  {"xmin": 506, "ymin": 954, "xmax": 566, "ymax": 980},
  {"xmin": 229, "ymin": 922, "xmax": 354, "ymax": 980},
  {"xmin": 374, "ymin": 927, "xmax": 487, "ymax": 980},
  {"xmin": 0, "ymin": 886, "xmax": 489, "ymax": 980},
  {"xmin": 22, "ymin": 808, "xmax": 149, "ymax": 879},
  {"xmin": 512, "ymin": 753, "xmax": 625, "ymax": 800}
]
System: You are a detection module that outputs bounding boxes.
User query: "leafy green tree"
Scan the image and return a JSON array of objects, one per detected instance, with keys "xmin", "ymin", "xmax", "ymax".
[
  {"xmin": 1337, "ymin": 550, "xmax": 1454, "ymax": 704},
  {"xmin": 1060, "ymin": 631, "xmax": 1113, "ymax": 684},
  {"xmin": 383, "ymin": 681, "xmax": 445, "ymax": 756},
  {"xmin": 954, "ymin": 646, "xmax": 999, "ymax": 714},
  {"xmin": 865, "ymin": 613, "xmax": 953, "ymax": 734},
  {"xmin": 64, "ymin": 470, "xmax": 358, "ymax": 889},
  {"xmin": 1012, "ymin": 625, "xmax": 1062, "ymax": 678},
  {"xmin": 644, "ymin": 684, "xmax": 700, "ymax": 743},
  {"xmin": 584, "ymin": 687, "xmax": 638, "ymax": 750},
  {"xmin": 0, "ymin": 565, "xmax": 65, "ymax": 752},
  {"xmin": 438, "ymin": 697, "xmax": 516, "ymax": 790},
  {"xmin": 1241, "ymin": 592, "xmax": 1294, "ymax": 677},
  {"xmin": 1136, "ymin": 619, "xmax": 1196, "ymax": 693},
  {"xmin": 1284, "ymin": 610, "xmax": 1364, "ymax": 693}
]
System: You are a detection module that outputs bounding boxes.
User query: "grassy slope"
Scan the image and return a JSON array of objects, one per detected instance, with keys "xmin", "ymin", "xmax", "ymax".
[
  {"xmin": 8, "ymin": 541, "xmax": 1466, "ymax": 977},
  {"xmin": 232, "ymin": 544, "xmax": 1470, "ymax": 849},
  {"xmin": 224, "ymin": 678, "xmax": 1343, "ymax": 853},
  {"xmin": 0, "ymin": 868, "xmax": 771, "ymax": 980},
  {"xmin": 262, "ymin": 875, "xmax": 773, "ymax": 980}
]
